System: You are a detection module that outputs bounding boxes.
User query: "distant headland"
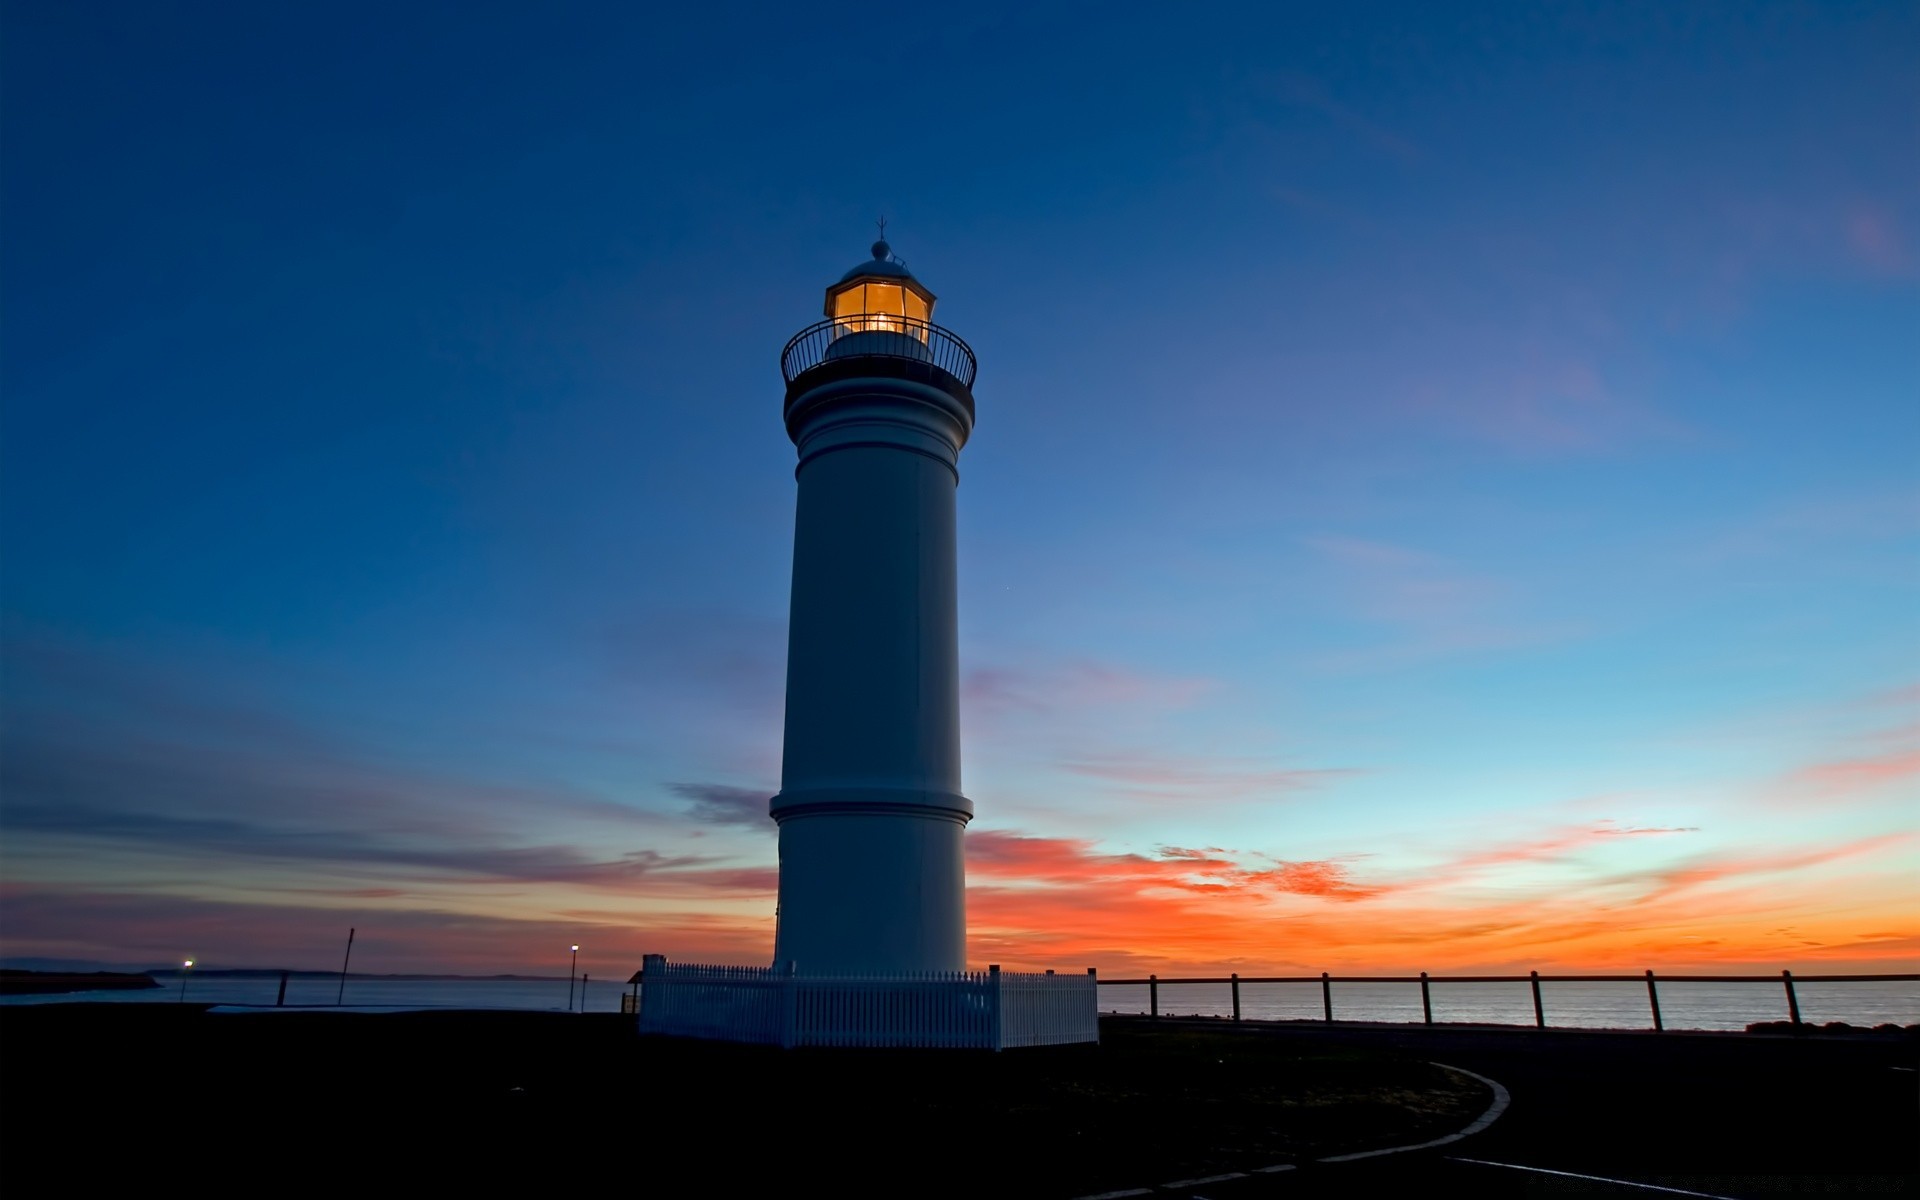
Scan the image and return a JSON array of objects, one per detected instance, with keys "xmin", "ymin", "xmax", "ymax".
[{"xmin": 0, "ymin": 969, "xmax": 160, "ymax": 996}]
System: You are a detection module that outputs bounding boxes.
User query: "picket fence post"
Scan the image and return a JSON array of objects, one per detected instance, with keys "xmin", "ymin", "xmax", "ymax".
[
  {"xmin": 989, "ymin": 964, "xmax": 1004, "ymax": 1051},
  {"xmin": 780, "ymin": 959, "xmax": 798, "ymax": 1048}
]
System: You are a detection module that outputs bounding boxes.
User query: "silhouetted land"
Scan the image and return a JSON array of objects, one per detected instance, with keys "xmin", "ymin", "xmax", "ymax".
[
  {"xmin": 0, "ymin": 969, "xmax": 157, "ymax": 995},
  {"xmin": 1, "ymin": 1006, "xmax": 1479, "ymax": 1195},
  {"xmin": 2, "ymin": 1008, "xmax": 1912, "ymax": 1196}
]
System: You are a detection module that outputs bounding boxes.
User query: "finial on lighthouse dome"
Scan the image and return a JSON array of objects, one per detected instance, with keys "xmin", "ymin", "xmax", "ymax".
[{"xmin": 827, "ymin": 237, "xmax": 937, "ymax": 322}]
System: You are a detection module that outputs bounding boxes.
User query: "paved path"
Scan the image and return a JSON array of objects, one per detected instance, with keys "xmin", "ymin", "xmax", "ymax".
[{"xmin": 1097, "ymin": 1018, "xmax": 1917, "ymax": 1198}]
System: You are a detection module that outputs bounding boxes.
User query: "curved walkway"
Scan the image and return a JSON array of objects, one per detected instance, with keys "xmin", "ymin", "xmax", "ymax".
[{"xmin": 1073, "ymin": 1062, "xmax": 1514, "ymax": 1199}]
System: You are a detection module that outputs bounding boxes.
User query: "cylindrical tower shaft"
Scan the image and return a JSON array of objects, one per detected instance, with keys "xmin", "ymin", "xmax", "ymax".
[{"xmin": 771, "ymin": 245, "xmax": 977, "ymax": 975}]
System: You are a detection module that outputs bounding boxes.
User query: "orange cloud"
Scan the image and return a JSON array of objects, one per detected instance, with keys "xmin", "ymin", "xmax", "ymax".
[
  {"xmin": 8, "ymin": 822, "xmax": 1911, "ymax": 979},
  {"xmin": 1248, "ymin": 860, "xmax": 1384, "ymax": 901},
  {"xmin": 960, "ymin": 826, "xmax": 1915, "ymax": 976},
  {"xmin": 1786, "ymin": 749, "xmax": 1920, "ymax": 795}
]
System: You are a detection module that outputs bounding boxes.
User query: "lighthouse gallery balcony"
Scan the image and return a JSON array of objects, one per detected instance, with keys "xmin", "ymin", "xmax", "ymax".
[{"xmin": 780, "ymin": 315, "xmax": 977, "ymax": 392}]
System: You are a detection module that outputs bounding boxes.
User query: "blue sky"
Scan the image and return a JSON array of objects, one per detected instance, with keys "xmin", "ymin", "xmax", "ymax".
[{"xmin": 2, "ymin": 2, "xmax": 1914, "ymax": 976}]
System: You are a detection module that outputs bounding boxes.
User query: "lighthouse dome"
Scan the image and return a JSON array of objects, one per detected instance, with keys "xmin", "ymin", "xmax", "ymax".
[{"xmin": 837, "ymin": 240, "xmax": 918, "ymax": 284}]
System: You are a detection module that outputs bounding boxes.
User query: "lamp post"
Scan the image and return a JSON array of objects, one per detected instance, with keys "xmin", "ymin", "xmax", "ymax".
[
  {"xmin": 567, "ymin": 945, "xmax": 580, "ymax": 1012},
  {"xmin": 177, "ymin": 959, "xmax": 194, "ymax": 1003}
]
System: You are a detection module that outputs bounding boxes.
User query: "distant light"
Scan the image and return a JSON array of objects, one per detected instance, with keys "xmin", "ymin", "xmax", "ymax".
[
  {"xmin": 571, "ymin": 945, "xmax": 579, "ymax": 951},
  {"xmin": 183, "ymin": 959, "xmax": 194, "ymax": 968}
]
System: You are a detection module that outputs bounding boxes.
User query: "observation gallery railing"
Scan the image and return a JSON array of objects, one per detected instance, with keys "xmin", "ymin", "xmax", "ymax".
[
  {"xmin": 780, "ymin": 316, "xmax": 978, "ymax": 387},
  {"xmin": 633, "ymin": 955, "xmax": 1098, "ymax": 1049},
  {"xmin": 1100, "ymin": 970, "xmax": 1919, "ymax": 1032}
]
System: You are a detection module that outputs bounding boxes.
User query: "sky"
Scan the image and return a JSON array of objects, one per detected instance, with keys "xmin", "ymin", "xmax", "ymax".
[{"xmin": 2, "ymin": 2, "xmax": 1915, "ymax": 980}]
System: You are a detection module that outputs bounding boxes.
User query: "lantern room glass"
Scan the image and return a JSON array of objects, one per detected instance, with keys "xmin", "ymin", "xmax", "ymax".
[{"xmin": 830, "ymin": 281, "xmax": 930, "ymax": 340}]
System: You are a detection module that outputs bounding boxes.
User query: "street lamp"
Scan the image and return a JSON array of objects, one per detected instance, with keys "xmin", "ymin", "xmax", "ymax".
[
  {"xmin": 567, "ymin": 945, "xmax": 580, "ymax": 1012},
  {"xmin": 177, "ymin": 959, "xmax": 194, "ymax": 1004}
]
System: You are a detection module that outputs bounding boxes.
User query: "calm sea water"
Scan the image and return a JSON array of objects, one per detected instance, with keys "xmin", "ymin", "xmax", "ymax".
[
  {"xmin": 0, "ymin": 975, "xmax": 629, "ymax": 1013},
  {"xmin": 1101, "ymin": 979, "xmax": 1920, "ymax": 1032},
  {"xmin": 7, "ymin": 975, "xmax": 1915, "ymax": 1031}
]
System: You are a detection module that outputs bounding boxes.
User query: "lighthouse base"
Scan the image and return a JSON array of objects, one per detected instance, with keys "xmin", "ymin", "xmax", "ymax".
[{"xmin": 634, "ymin": 955, "xmax": 1099, "ymax": 1049}]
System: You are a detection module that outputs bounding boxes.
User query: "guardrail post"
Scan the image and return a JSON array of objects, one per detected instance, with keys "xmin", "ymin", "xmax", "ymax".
[
  {"xmin": 1231, "ymin": 973, "xmax": 1241, "ymax": 1022},
  {"xmin": 1645, "ymin": 969, "xmax": 1663, "ymax": 1031},
  {"xmin": 1781, "ymin": 969, "xmax": 1802, "ymax": 1030},
  {"xmin": 1530, "ymin": 970, "xmax": 1545, "ymax": 1027},
  {"xmin": 1149, "ymin": 973, "xmax": 1159, "ymax": 1020},
  {"xmin": 1420, "ymin": 971, "xmax": 1432, "ymax": 1025},
  {"xmin": 1321, "ymin": 972, "xmax": 1333, "ymax": 1022}
]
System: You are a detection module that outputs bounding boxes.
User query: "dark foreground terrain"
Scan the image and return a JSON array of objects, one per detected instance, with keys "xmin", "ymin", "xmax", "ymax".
[
  {"xmin": 1, "ymin": 1006, "xmax": 1481, "ymax": 1196},
  {"xmin": 2, "ymin": 1008, "xmax": 1912, "ymax": 1197},
  {"xmin": 1136, "ymin": 1016, "xmax": 1918, "ymax": 1198}
]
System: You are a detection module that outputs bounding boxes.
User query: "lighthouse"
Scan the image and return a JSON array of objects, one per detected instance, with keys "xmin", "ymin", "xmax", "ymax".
[
  {"xmin": 632, "ymin": 243, "xmax": 1094, "ymax": 1047},
  {"xmin": 770, "ymin": 240, "xmax": 977, "ymax": 975}
]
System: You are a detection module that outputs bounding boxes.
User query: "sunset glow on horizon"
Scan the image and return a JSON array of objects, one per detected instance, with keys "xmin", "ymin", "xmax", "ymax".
[{"xmin": 3, "ymin": 5, "xmax": 1914, "ymax": 981}]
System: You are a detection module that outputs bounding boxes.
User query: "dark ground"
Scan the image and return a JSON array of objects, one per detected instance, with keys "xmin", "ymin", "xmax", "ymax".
[
  {"xmin": 1138, "ymin": 1016, "xmax": 1918, "ymax": 1198},
  {"xmin": 1, "ymin": 1005, "xmax": 1478, "ymax": 1195},
  {"xmin": 0, "ymin": 1007, "xmax": 1912, "ymax": 1197}
]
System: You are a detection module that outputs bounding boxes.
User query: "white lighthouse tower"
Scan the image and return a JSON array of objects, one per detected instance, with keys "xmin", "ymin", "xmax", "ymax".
[
  {"xmin": 633, "ymin": 243, "xmax": 1096, "ymax": 1047},
  {"xmin": 770, "ymin": 240, "xmax": 976, "ymax": 975}
]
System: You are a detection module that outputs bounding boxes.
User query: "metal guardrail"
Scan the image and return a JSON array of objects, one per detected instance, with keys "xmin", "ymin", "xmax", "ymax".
[
  {"xmin": 780, "ymin": 316, "xmax": 977, "ymax": 387},
  {"xmin": 1102, "ymin": 970, "xmax": 1919, "ymax": 1032}
]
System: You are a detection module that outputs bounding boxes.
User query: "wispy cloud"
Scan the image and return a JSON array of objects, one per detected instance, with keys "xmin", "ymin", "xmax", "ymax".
[
  {"xmin": 1783, "ymin": 750, "xmax": 1920, "ymax": 797},
  {"xmin": 1859, "ymin": 684, "xmax": 1920, "ymax": 710},
  {"xmin": 1258, "ymin": 71, "xmax": 1422, "ymax": 165},
  {"xmin": 1302, "ymin": 535, "xmax": 1582, "ymax": 668},
  {"xmin": 596, "ymin": 610, "xmax": 787, "ymax": 719},
  {"xmin": 1845, "ymin": 204, "xmax": 1913, "ymax": 275},
  {"xmin": 0, "ymin": 884, "xmax": 775, "ymax": 976},
  {"xmin": 0, "ymin": 632, "xmax": 779, "ymax": 946},
  {"xmin": 1400, "ymin": 354, "xmax": 1687, "ymax": 456},
  {"xmin": 1735, "ymin": 195, "xmax": 1918, "ymax": 282},
  {"xmin": 1058, "ymin": 753, "xmax": 1355, "ymax": 801},
  {"xmin": 0, "ymin": 799, "xmax": 779, "ymax": 894},
  {"xmin": 1691, "ymin": 487, "xmax": 1920, "ymax": 563},
  {"xmin": 962, "ymin": 660, "xmax": 1217, "ymax": 721},
  {"xmin": 1597, "ymin": 834, "xmax": 1913, "ymax": 910},
  {"xmin": 1435, "ymin": 822, "xmax": 1700, "ymax": 881},
  {"xmin": 669, "ymin": 782, "xmax": 772, "ymax": 829}
]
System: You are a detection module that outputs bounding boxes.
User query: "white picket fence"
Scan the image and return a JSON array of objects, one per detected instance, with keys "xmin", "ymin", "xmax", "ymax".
[{"xmin": 634, "ymin": 956, "xmax": 1099, "ymax": 1049}]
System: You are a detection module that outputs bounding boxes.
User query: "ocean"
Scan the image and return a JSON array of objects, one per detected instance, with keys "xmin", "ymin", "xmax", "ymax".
[
  {"xmin": 1101, "ymin": 978, "xmax": 1920, "ymax": 1031},
  {"xmin": 0, "ymin": 975, "xmax": 631, "ymax": 1013},
  {"xmin": 5, "ymin": 973, "xmax": 1915, "ymax": 1031}
]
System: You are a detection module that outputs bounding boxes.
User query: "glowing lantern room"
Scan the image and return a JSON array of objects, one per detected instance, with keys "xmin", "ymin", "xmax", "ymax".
[{"xmin": 826, "ymin": 240, "xmax": 934, "ymax": 339}]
